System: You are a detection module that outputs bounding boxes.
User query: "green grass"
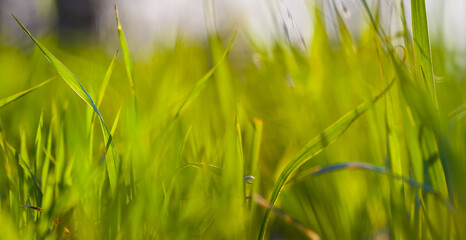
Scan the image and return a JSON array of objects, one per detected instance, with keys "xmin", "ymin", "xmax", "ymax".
[{"xmin": 0, "ymin": 2, "xmax": 465, "ymax": 239}]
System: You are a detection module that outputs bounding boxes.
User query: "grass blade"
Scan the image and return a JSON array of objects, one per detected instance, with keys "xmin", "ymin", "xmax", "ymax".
[
  {"xmin": 13, "ymin": 15, "xmax": 99, "ymax": 114},
  {"xmin": 97, "ymin": 51, "xmax": 118, "ymax": 112},
  {"xmin": 250, "ymin": 118, "xmax": 263, "ymax": 178},
  {"xmin": 34, "ymin": 111, "xmax": 44, "ymax": 206},
  {"xmin": 0, "ymin": 76, "xmax": 54, "ymax": 109},
  {"xmin": 13, "ymin": 15, "xmax": 119, "ymax": 192},
  {"xmin": 115, "ymin": 5, "xmax": 135, "ymax": 98},
  {"xmin": 258, "ymin": 81, "xmax": 393, "ymax": 239},
  {"xmin": 89, "ymin": 51, "xmax": 118, "ymax": 161},
  {"xmin": 4, "ymin": 138, "xmax": 42, "ymax": 196},
  {"xmin": 411, "ymin": 0, "xmax": 437, "ymax": 107},
  {"xmin": 286, "ymin": 162, "xmax": 454, "ymax": 212},
  {"xmin": 41, "ymin": 118, "xmax": 53, "ymax": 192}
]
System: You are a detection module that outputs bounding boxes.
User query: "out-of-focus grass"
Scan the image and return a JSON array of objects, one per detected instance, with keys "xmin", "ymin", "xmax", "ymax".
[{"xmin": 0, "ymin": 2, "xmax": 465, "ymax": 239}]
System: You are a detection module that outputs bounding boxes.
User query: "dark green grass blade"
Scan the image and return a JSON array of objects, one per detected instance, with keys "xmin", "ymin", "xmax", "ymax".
[
  {"xmin": 411, "ymin": 0, "xmax": 437, "ymax": 107},
  {"xmin": 258, "ymin": 81, "xmax": 393, "ymax": 240},
  {"xmin": 13, "ymin": 15, "xmax": 119, "ymax": 191},
  {"xmin": 0, "ymin": 76, "xmax": 54, "ymax": 109}
]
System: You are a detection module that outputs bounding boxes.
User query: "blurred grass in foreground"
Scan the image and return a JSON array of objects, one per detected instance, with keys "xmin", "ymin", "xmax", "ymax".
[{"xmin": 1, "ymin": 2, "xmax": 466, "ymax": 239}]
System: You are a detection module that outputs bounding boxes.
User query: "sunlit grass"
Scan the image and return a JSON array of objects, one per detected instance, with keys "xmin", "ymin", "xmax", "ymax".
[{"xmin": 0, "ymin": 1, "xmax": 465, "ymax": 239}]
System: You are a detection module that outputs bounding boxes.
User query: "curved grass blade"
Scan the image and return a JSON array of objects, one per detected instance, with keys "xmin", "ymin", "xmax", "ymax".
[
  {"xmin": 13, "ymin": 15, "xmax": 119, "ymax": 192},
  {"xmin": 287, "ymin": 162, "xmax": 455, "ymax": 212},
  {"xmin": 258, "ymin": 81, "xmax": 393, "ymax": 239},
  {"xmin": 0, "ymin": 76, "xmax": 55, "ymax": 109},
  {"xmin": 289, "ymin": 162, "xmax": 387, "ymax": 184},
  {"xmin": 13, "ymin": 15, "xmax": 100, "ymax": 115}
]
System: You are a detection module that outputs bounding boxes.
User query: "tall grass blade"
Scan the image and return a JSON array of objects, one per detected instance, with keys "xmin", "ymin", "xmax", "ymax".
[
  {"xmin": 250, "ymin": 118, "xmax": 263, "ymax": 183},
  {"xmin": 115, "ymin": 5, "xmax": 135, "ymax": 99},
  {"xmin": 89, "ymin": 51, "xmax": 118, "ymax": 161},
  {"xmin": 411, "ymin": 0, "xmax": 437, "ymax": 107},
  {"xmin": 41, "ymin": 119, "xmax": 53, "ymax": 193},
  {"xmin": 258, "ymin": 81, "xmax": 393, "ymax": 239},
  {"xmin": 13, "ymin": 16, "xmax": 119, "ymax": 192},
  {"xmin": 0, "ymin": 76, "xmax": 54, "ymax": 109},
  {"xmin": 34, "ymin": 111, "xmax": 44, "ymax": 206},
  {"xmin": 97, "ymin": 51, "xmax": 118, "ymax": 113}
]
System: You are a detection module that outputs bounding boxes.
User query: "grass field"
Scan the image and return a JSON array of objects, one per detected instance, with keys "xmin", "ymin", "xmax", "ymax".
[{"xmin": 0, "ymin": 1, "xmax": 465, "ymax": 239}]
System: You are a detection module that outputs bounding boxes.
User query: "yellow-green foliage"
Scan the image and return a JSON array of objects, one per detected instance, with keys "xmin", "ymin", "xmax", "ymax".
[{"xmin": 0, "ymin": 3, "xmax": 465, "ymax": 239}]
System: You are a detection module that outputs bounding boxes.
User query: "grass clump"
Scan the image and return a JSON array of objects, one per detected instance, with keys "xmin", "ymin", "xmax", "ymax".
[{"xmin": 0, "ymin": 1, "xmax": 465, "ymax": 239}]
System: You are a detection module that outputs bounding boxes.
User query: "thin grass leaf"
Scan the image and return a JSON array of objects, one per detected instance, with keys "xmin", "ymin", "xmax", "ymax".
[
  {"xmin": 250, "ymin": 118, "xmax": 263, "ymax": 177},
  {"xmin": 247, "ymin": 118, "xmax": 263, "ymax": 206},
  {"xmin": 149, "ymin": 33, "xmax": 237, "ymax": 158},
  {"xmin": 115, "ymin": 5, "xmax": 135, "ymax": 97},
  {"xmin": 110, "ymin": 107, "xmax": 122, "ymax": 136},
  {"xmin": 33, "ymin": 112, "xmax": 44, "ymax": 206},
  {"xmin": 286, "ymin": 162, "xmax": 455, "ymax": 212},
  {"xmin": 289, "ymin": 162, "xmax": 386, "ymax": 183},
  {"xmin": 175, "ymin": 32, "xmax": 237, "ymax": 117},
  {"xmin": 97, "ymin": 51, "xmax": 118, "ymax": 114},
  {"xmin": 13, "ymin": 16, "xmax": 119, "ymax": 192},
  {"xmin": 41, "ymin": 118, "xmax": 53, "ymax": 192},
  {"xmin": 0, "ymin": 76, "xmax": 55, "ymax": 109},
  {"xmin": 411, "ymin": 0, "xmax": 437, "ymax": 108},
  {"xmin": 13, "ymin": 16, "xmax": 99, "ymax": 114},
  {"xmin": 359, "ymin": 0, "xmax": 383, "ymax": 38},
  {"xmin": 34, "ymin": 112, "xmax": 43, "ymax": 176},
  {"xmin": 258, "ymin": 81, "xmax": 393, "ymax": 240},
  {"xmin": 89, "ymin": 51, "xmax": 118, "ymax": 161},
  {"xmin": 4, "ymin": 139, "xmax": 42, "ymax": 196}
]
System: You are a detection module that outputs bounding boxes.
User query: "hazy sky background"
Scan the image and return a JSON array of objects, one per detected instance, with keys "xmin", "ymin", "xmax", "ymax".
[{"xmin": 1, "ymin": 0, "xmax": 465, "ymax": 57}]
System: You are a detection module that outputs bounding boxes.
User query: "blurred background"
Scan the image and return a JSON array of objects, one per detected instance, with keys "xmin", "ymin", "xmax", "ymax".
[{"xmin": 1, "ymin": 0, "xmax": 465, "ymax": 58}]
